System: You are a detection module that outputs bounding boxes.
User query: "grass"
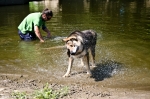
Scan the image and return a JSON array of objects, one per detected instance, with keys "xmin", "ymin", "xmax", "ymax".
[{"xmin": 11, "ymin": 83, "xmax": 69, "ymax": 99}]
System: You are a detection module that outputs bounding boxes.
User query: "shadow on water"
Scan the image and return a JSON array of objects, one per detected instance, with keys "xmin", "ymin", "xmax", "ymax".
[{"xmin": 91, "ymin": 60, "xmax": 124, "ymax": 81}]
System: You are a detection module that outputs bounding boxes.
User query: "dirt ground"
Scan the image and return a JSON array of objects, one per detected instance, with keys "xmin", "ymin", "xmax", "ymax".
[{"xmin": 0, "ymin": 73, "xmax": 150, "ymax": 99}]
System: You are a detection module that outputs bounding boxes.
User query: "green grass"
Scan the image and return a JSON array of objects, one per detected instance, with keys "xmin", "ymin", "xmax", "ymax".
[{"xmin": 11, "ymin": 83, "xmax": 69, "ymax": 99}]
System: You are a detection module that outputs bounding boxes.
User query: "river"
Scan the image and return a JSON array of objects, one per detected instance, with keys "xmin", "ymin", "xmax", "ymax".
[{"xmin": 0, "ymin": 0, "xmax": 150, "ymax": 91}]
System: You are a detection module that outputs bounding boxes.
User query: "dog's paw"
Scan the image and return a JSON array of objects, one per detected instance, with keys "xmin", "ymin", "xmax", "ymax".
[
  {"xmin": 63, "ymin": 74, "xmax": 70, "ymax": 77},
  {"xmin": 91, "ymin": 65, "xmax": 96, "ymax": 67},
  {"xmin": 87, "ymin": 71, "xmax": 92, "ymax": 75}
]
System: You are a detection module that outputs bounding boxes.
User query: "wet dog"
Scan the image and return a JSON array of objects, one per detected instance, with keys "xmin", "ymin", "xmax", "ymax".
[{"xmin": 63, "ymin": 30, "xmax": 97, "ymax": 77}]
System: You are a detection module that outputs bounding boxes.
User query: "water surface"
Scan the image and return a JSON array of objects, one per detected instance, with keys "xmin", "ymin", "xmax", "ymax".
[{"xmin": 0, "ymin": 0, "xmax": 150, "ymax": 91}]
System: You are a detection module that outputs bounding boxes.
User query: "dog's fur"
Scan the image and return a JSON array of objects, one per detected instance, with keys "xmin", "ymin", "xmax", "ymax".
[{"xmin": 63, "ymin": 30, "xmax": 97, "ymax": 77}]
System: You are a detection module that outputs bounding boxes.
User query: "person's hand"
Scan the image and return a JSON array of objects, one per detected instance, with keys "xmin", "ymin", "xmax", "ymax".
[{"xmin": 47, "ymin": 32, "xmax": 51, "ymax": 38}]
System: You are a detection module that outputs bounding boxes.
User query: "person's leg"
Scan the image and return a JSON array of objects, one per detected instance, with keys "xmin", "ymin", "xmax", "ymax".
[
  {"xmin": 28, "ymin": 32, "xmax": 37, "ymax": 40},
  {"xmin": 18, "ymin": 30, "xmax": 37, "ymax": 41},
  {"xmin": 18, "ymin": 30, "xmax": 25, "ymax": 40},
  {"xmin": 23, "ymin": 33, "xmax": 32, "ymax": 41}
]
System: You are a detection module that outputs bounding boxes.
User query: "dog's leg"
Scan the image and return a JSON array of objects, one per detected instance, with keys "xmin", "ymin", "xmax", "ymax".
[
  {"xmin": 82, "ymin": 53, "xmax": 91, "ymax": 75},
  {"xmin": 80, "ymin": 59, "xmax": 84, "ymax": 66},
  {"xmin": 89, "ymin": 46, "xmax": 96, "ymax": 67},
  {"xmin": 63, "ymin": 57, "xmax": 74, "ymax": 77}
]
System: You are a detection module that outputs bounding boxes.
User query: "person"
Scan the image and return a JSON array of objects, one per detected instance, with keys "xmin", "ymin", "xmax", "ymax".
[{"xmin": 18, "ymin": 8, "xmax": 53, "ymax": 42}]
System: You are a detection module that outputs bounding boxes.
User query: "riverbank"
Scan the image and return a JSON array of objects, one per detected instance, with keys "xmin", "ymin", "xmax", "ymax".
[{"xmin": 0, "ymin": 73, "xmax": 150, "ymax": 99}]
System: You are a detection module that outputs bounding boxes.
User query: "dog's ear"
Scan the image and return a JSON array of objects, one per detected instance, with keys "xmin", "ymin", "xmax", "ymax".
[
  {"xmin": 62, "ymin": 38, "xmax": 68, "ymax": 42},
  {"xmin": 63, "ymin": 36, "xmax": 77, "ymax": 42},
  {"xmin": 77, "ymin": 36, "xmax": 83, "ymax": 42},
  {"xmin": 69, "ymin": 36, "xmax": 77, "ymax": 39}
]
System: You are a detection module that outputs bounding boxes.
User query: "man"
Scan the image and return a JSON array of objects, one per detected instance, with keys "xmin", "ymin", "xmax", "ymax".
[{"xmin": 18, "ymin": 8, "xmax": 53, "ymax": 42}]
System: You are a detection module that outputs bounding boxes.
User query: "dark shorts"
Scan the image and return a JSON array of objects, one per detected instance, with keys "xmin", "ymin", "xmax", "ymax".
[{"xmin": 18, "ymin": 30, "xmax": 37, "ymax": 41}]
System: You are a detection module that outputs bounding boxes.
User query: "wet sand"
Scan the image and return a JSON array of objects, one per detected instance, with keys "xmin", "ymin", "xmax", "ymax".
[{"xmin": 0, "ymin": 73, "xmax": 150, "ymax": 99}]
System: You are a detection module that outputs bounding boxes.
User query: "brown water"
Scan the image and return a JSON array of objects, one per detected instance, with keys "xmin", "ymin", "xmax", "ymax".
[{"xmin": 0, "ymin": 0, "xmax": 150, "ymax": 91}]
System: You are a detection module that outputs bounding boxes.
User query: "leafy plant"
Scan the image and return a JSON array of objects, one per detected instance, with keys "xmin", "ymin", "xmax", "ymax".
[
  {"xmin": 11, "ymin": 83, "xmax": 69, "ymax": 99},
  {"xmin": 11, "ymin": 91, "xmax": 27, "ymax": 99},
  {"xmin": 33, "ymin": 83, "xmax": 69, "ymax": 99}
]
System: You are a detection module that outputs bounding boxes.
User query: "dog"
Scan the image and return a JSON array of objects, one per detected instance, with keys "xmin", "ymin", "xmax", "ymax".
[{"xmin": 63, "ymin": 30, "xmax": 97, "ymax": 77}]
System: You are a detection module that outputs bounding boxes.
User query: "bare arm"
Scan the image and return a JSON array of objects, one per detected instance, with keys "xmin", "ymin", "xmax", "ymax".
[
  {"xmin": 34, "ymin": 26, "xmax": 44, "ymax": 42},
  {"xmin": 43, "ymin": 27, "xmax": 51, "ymax": 38}
]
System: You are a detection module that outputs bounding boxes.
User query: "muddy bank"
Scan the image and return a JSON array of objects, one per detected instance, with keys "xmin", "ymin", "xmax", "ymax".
[{"xmin": 0, "ymin": 73, "xmax": 150, "ymax": 99}]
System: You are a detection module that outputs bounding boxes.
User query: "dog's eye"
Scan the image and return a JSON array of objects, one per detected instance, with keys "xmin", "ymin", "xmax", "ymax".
[
  {"xmin": 70, "ymin": 45, "xmax": 73, "ymax": 47},
  {"xmin": 70, "ymin": 45, "xmax": 76, "ymax": 47}
]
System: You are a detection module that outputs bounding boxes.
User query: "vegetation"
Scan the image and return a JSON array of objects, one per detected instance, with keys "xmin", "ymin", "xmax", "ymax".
[
  {"xmin": 11, "ymin": 92, "xmax": 27, "ymax": 99},
  {"xmin": 11, "ymin": 83, "xmax": 69, "ymax": 99}
]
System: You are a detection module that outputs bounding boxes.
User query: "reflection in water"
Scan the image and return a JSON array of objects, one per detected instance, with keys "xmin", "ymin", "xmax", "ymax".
[
  {"xmin": 0, "ymin": 0, "xmax": 150, "ymax": 90},
  {"xmin": 29, "ymin": 0, "xmax": 59, "ymax": 12},
  {"xmin": 0, "ymin": 5, "xmax": 29, "ymax": 27}
]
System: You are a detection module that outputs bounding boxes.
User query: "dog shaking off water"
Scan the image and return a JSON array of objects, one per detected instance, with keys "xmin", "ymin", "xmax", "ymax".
[{"xmin": 63, "ymin": 30, "xmax": 97, "ymax": 77}]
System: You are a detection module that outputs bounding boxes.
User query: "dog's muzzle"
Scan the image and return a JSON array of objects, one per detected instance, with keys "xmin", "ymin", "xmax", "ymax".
[
  {"xmin": 70, "ymin": 46, "xmax": 79, "ymax": 55},
  {"xmin": 70, "ymin": 51, "xmax": 76, "ymax": 55}
]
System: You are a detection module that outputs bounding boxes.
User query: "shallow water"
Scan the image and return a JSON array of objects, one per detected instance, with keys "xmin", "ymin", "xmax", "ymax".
[{"xmin": 0, "ymin": 0, "xmax": 150, "ymax": 91}]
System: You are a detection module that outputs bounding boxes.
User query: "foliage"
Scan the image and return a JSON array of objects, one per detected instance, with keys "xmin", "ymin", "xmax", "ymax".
[
  {"xmin": 11, "ymin": 91, "xmax": 27, "ymax": 99},
  {"xmin": 11, "ymin": 83, "xmax": 69, "ymax": 99}
]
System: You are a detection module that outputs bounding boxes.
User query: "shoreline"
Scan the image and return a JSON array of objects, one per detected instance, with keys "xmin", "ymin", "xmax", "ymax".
[{"xmin": 0, "ymin": 73, "xmax": 150, "ymax": 99}]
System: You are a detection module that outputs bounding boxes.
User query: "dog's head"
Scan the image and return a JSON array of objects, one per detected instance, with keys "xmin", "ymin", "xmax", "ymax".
[{"xmin": 63, "ymin": 36, "xmax": 83, "ymax": 57}]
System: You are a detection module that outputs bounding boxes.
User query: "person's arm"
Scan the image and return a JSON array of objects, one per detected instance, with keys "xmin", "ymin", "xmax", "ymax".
[
  {"xmin": 43, "ymin": 27, "xmax": 51, "ymax": 38},
  {"xmin": 34, "ymin": 26, "xmax": 44, "ymax": 42}
]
